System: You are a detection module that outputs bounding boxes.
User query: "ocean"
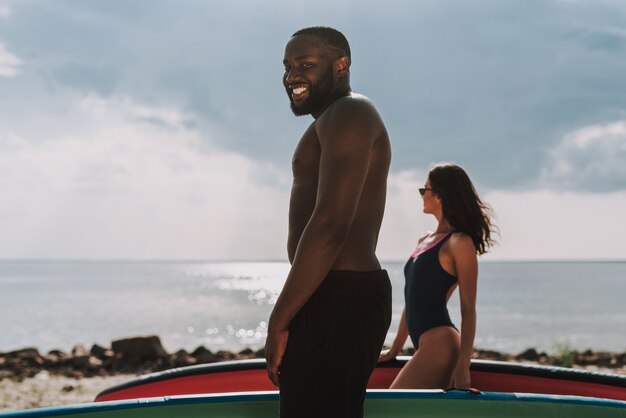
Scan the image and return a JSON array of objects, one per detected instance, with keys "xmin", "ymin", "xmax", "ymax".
[{"xmin": 1, "ymin": 260, "xmax": 625, "ymax": 355}]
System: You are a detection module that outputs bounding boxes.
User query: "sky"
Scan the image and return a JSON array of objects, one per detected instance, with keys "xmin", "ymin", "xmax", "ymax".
[{"xmin": 1, "ymin": 0, "xmax": 625, "ymax": 261}]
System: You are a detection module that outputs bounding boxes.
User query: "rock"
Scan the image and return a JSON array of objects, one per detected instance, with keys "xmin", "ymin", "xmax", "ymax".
[
  {"xmin": 90, "ymin": 344, "xmax": 113, "ymax": 359},
  {"xmin": 153, "ymin": 356, "xmax": 175, "ymax": 371},
  {"xmin": 3, "ymin": 348, "xmax": 40, "ymax": 358},
  {"xmin": 103, "ymin": 356, "xmax": 132, "ymax": 373},
  {"xmin": 111, "ymin": 336, "xmax": 168, "ymax": 362},
  {"xmin": 3, "ymin": 348, "xmax": 44, "ymax": 369},
  {"xmin": 44, "ymin": 349, "xmax": 74, "ymax": 370},
  {"xmin": 474, "ymin": 349, "xmax": 509, "ymax": 361},
  {"xmin": 516, "ymin": 348, "xmax": 541, "ymax": 361},
  {"xmin": 174, "ymin": 350, "xmax": 196, "ymax": 367},
  {"xmin": 576, "ymin": 350, "xmax": 595, "ymax": 365},
  {"xmin": 191, "ymin": 346, "xmax": 217, "ymax": 364},
  {"xmin": 72, "ymin": 345, "xmax": 89, "ymax": 357},
  {"xmin": 48, "ymin": 349, "xmax": 70, "ymax": 359},
  {"xmin": 73, "ymin": 355, "xmax": 103, "ymax": 370},
  {"xmin": 191, "ymin": 346, "xmax": 211, "ymax": 357},
  {"xmin": 43, "ymin": 353, "xmax": 62, "ymax": 368},
  {"xmin": 159, "ymin": 355, "xmax": 177, "ymax": 370},
  {"xmin": 215, "ymin": 350, "xmax": 237, "ymax": 361},
  {"xmin": 237, "ymin": 348, "xmax": 255, "ymax": 359},
  {"xmin": 577, "ymin": 351, "xmax": 616, "ymax": 368},
  {"xmin": 4, "ymin": 348, "xmax": 44, "ymax": 370}
]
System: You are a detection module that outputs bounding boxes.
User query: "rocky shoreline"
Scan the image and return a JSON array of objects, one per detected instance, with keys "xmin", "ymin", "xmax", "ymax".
[
  {"xmin": 1, "ymin": 336, "xmax": 625, "ymax": 381},
  {"xmin": 0, "ymin": 336, "xmax": 263, "ymax": 381}
]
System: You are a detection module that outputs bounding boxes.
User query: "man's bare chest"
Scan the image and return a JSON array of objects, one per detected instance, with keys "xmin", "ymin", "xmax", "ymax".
[{"xmin": 291, "ymin": 126, "xmax": 321, "ymax": 179}]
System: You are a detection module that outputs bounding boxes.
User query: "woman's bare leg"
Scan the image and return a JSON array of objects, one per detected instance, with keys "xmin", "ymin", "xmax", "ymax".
[{"xmin": 390, "ymin": 327, "xmax": 460, "ymax": 389}]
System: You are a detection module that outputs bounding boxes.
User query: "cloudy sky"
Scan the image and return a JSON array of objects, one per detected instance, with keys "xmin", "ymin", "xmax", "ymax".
[{"xmin": 1, "ymin": 0, "xmax": 625, "ymax": 260}]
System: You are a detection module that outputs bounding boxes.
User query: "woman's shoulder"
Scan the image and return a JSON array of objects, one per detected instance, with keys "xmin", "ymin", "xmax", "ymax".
[{"xmin": 448, "ymin": 231, "xmax": 477, "ymax": 253}]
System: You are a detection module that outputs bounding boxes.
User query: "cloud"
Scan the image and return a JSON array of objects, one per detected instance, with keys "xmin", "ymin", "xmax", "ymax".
[
  {"xmin": 482, "ymin": 189, "xmax": 626, "ymax": 260},
  {"xmin": 2, "ymin": 94, "xmax": 625, "ymax": 261},
  {"xmin": 540, "ymin": 120, "xmax": 626, "ymax": 191},
  {"xmin": 377, "ymin": 168, "xmax": 432, "ymax": 260},
  {"xmin": 0, "ymin": 4, "xmax": 10, "ymax": 18},
  {"xmin": 3, "ymin": 0, "xmax": 626, "ymax": 189},
  {"xmin": 376, "ymin": 170, "xmax": 626, "ymax": 261},
  {"xmin": 2, "ymin": 1, "xmax": 626, "ymax": 260},
  {"xmin": 0, "ymin": 42, "xmax": 21, "ymax": 77},
  {"xmin": 0, "ymin": 95, "xmax": 289, "ymax": 259},
  {"xmin": 580, "ymin": 26, "xmax": 626, "ymax": 51}
]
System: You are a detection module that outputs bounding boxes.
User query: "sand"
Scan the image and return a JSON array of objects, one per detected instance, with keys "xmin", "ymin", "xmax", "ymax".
[{"xmin": 0, "ymin": 372, "xmax": 136, "ymax": 413}]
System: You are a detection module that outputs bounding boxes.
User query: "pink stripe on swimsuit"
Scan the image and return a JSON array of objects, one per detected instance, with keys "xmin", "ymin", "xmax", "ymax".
[{"xmin": 410, "ymin": 232, "xmax": 452, "ymax": 259}]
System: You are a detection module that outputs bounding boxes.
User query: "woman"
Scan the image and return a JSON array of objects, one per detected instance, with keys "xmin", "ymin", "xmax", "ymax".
[{"xmin": 379, "ymin": 163, "xmax": 496, "ymax": 389}]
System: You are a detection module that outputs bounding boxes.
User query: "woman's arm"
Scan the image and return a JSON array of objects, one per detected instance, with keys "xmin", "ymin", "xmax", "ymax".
[
  {"xmin": 378, "ymin": 306, "xmax": 409, "ymax": 362},
  {"xmin": 449, "ymin": 234, "xmax": 478, "ymax": 389}
]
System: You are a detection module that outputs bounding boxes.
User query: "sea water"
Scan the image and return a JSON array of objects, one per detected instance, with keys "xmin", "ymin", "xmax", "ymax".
[{"xmin": 1, "ymin": 260, "xmax": 625, "ymax": 354}]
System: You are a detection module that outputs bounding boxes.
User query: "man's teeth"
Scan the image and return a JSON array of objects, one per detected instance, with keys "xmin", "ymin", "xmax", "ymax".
[{"xmin": 292, "ymin": 86, "xmax": 307, "ymax": 95}]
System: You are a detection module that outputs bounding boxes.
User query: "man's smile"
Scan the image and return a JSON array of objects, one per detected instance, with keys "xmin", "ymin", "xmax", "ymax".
[{"xmin": 290, "ymin": 84, "xmax": 309, "ymax": 101}]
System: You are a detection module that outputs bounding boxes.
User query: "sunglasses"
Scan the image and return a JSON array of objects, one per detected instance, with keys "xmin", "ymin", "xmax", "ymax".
[{"xmin": 418, "ymin": 187, "xmax": 433, "ymax": 196}]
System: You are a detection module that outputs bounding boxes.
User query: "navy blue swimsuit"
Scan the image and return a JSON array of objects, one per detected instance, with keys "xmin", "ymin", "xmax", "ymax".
[{"xmin": 404, "ymin": 233, "xmax": 458, "ymax": 347}]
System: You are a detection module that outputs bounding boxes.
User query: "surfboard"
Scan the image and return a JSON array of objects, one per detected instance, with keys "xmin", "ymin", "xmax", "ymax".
[
  {"xmin": 2, "ymin": 390, "xmax": 626, "ymax": 418},
  {"xmin": 95, "ymin": 357, "xmax": 626, "ymax": 402}
]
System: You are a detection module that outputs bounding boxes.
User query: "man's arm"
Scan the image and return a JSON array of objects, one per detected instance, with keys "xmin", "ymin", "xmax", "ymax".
[{"xmin": 266, "ymin": 98, "xmax": 382, "ymax": 385}]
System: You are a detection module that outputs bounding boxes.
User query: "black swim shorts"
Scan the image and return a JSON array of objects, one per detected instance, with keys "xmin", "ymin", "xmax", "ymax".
[{"xmin": 279, "ymin": 269, "xmax": 392, "ymax": 418}]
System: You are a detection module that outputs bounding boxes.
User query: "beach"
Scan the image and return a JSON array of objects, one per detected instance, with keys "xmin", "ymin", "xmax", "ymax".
[
  {"xmin": 0, "ymin": 336, "xmax": 261, "ymax": 412},
  {"xmin": 0, "ymin": 373, "xmax": 134, "ymax": 412},
  {"xmin": 1, "ymin": 336, "xmax": 625, "ymax": 412},
  {"xmin": 2, "ymin": 261, "xmax": 625, "ymax": 412}
]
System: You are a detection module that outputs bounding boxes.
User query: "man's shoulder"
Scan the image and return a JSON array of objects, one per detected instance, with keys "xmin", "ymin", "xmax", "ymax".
[
  {"xmin": 318, "ymin": 93, "xmax": 382, "ymax": 128},
  {"xmin": 330, "ymin": 93, "xmax": 377, "ymax": 114}
]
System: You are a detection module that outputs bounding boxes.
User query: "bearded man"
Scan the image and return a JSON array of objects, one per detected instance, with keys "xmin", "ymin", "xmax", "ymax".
[{"xmin": 265, "ymin": 26, "xmax": 392, "ymax": 418}]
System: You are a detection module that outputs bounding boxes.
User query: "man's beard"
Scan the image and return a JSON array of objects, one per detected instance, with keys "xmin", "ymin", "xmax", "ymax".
[{"xmin": 288, "ymin": 67, "xmax": 335, "ymax": 116}]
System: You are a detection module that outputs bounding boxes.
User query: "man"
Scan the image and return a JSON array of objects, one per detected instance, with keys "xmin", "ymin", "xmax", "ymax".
[{"xmin": 265, "ymin": 26, "xmax": 392, "ymax": 418}]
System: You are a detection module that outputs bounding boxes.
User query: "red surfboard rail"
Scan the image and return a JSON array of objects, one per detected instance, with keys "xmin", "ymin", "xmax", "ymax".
[{"xmin": 95, "ymin": 358, "xmax": 626, "ymax": 402}]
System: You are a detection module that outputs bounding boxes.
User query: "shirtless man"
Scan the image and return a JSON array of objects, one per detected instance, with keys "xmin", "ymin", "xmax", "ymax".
[{"xmin": 265, "ymin": 27, "xmax": 392, "ymax": 418}]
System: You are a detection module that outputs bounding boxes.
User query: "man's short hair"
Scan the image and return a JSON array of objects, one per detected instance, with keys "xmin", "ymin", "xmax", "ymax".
[{"xmin": 292, "ymin": 26, "xmax": 351, "ymax": 60}]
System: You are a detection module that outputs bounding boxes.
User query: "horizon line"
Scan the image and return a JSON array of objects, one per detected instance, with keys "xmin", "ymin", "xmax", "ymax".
[{"xmin": 0, "ymin": 258, "xmax": 625, "ymax": 264}]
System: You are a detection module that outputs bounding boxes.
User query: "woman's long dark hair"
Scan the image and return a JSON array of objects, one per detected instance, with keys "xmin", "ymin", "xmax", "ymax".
[{"xmin": 428, "ymin": 163, "xmax": 497, "ymax": 255}]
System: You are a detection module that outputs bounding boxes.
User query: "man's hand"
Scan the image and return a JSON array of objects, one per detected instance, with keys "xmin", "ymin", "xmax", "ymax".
[{"xmin": 265, "ymin": 327, "xmax": 289, "ymax": 387}]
